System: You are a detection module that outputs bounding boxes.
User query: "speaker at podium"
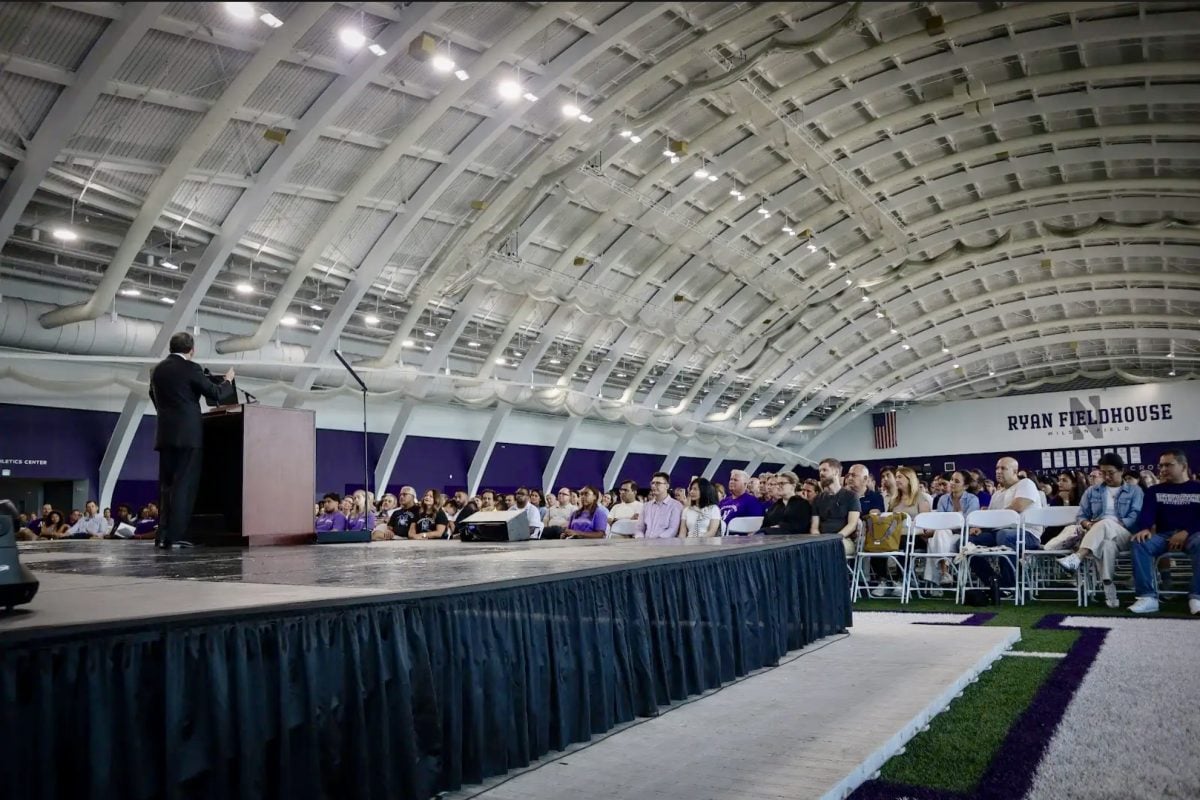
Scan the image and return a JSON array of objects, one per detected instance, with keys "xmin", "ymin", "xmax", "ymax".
[{"xmin": 459, "ymin": 508, "xmax": 530, "ymax": 542}]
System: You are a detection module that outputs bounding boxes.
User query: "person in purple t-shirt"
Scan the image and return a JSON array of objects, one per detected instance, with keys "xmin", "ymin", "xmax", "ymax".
[
  {"xmin": 719, "ymin": 469, "xmax": 765, "ymax": 534},
  {"xmin": 563, "ymin": 486, "xmax": 609, "ymax": 539},
  {"xmin": 315, "ymin": 492, "xmax": 347, "ymax": 533}
]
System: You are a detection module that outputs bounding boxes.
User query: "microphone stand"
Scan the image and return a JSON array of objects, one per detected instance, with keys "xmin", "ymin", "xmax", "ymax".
[{"xmin": 334, "ymin": 350, "xmax": 371, "ymax": 499}]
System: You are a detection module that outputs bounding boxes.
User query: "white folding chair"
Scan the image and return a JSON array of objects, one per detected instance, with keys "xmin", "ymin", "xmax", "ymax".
[
  {"xmin": 851, "ymin": 513, "xmax": 913, "ymax": 603},
  {"xmin": 725, "ymin": 515, "xmax": 764, "ymax": 536},
  {"xmin": 906, "ymin": 511, "xmax": 966, "ymax": 601},
  {"xmin": 609, "ymin": 519, "xmax": 645, "ymax": 540},
  {"xmin": 1020, "ymin": 506, "xmax": 1082, "ymax": 604},
  {"xmin": 960, "ymin": 509, "xmax": 1023, "ymax": 605}
]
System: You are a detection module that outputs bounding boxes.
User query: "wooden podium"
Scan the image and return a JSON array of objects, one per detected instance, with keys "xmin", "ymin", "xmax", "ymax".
[{"xmin": 193, "ymin": 404, "xmax": 316, "ymax": 545}]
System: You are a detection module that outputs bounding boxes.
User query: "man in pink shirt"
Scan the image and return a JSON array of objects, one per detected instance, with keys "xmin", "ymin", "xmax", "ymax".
[{"xmin": 640, "ymin": 471, "xmax": 683, "ymax": 538}]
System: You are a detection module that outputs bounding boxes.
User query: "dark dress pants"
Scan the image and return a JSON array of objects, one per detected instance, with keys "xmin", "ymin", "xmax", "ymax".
[{"xmin": 158, "ymin": 446, "xmax": 202, "ymax": 546}]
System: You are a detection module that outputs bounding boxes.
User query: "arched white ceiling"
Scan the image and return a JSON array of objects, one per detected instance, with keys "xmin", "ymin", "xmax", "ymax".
[{"xmin": 0, "ymin": 1, "xmax": 1197, "ymax": 453}]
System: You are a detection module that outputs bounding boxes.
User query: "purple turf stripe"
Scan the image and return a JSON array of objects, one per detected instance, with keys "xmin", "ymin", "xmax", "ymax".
[{"xmin": 849, "ymin": 614, "xmax": 1107, "ymax": 800}]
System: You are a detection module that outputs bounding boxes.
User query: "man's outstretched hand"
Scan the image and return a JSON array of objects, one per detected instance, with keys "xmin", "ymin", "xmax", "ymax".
[{"xmin": 224, "ymin": 368, "xmax": 236, "ymax": 382}]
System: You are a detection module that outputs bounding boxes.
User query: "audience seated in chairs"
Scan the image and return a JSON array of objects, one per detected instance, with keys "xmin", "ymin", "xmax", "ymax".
[
  {"xmin": 387, "ymin": 486, "xmax": 419, "ymax": 537},
  {"xmin": 607, "ymin": 479, "xmax": 643, "ymax": 537},
  {"xmin": 563, "ymin": 486, "xmax": 608, "ymax": 539},
  {"xmin": 965, "ymin": 457, "xmax": 1044, "ymax": 595},
  {"xmin": 1128, "ymin": 448, "xmax": 1200, "ymax": 615},
  {"xmin": 929, "ymin": 470, "xmax": 980, "ymax": 586},
  {"xmin": 680, "ymin": 477, "xmax": 722, "ymax": 537},
  {"xmin": 844, "ymin": 464, "xmax": 889, "ymax": 591},
  {"xmin": 542, "ymin": 487, "xmax": 575, "ymax": 539},
  {"xmin": 514, "ymin": 487, "xmax": 543, "ymax": 539},
  {"xmin": 761, "ymin": 471, "xmax": 812, "ymax": 535},
  {"xmin": 315, "ymin": 492, "xmax": 347, "ymax": 533},
  {"xmin": 66, "ymin": 500, "xmax": 106, "ymax": 538},
  {"xmin": 810, "ymin": 458, "xmax": 861, "ymax": 556},
  {"xmin": 345, "ymin": 490, "xmax": 376, "ymax": 532},
  {"xmin": 1045, "ymin": 452, "xmax": 1141, "ymax": 608}
]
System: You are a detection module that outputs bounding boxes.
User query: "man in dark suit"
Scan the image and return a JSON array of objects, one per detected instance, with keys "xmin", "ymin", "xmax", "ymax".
[{"xmin": 149, "ymin": 332, "xmax": 235, "ymax": 548}]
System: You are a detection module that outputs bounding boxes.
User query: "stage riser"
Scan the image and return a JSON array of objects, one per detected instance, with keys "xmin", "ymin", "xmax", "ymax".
[{"xmin": 1, "ymin": 539, "xmax": 849, "ymax": 800}]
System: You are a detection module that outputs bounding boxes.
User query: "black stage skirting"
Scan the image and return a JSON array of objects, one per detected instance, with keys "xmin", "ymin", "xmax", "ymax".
[{"xmin": 1, "ymin": 536, "xmax": 849, "ymax": 800}]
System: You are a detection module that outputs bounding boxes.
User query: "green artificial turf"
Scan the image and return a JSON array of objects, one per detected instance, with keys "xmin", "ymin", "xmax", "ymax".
[
  {"xmin": 856, "ymin": 596, "xmax": 1194, "ymax": 792},
  {"xmin": 879, "ymin": 654, "xmax": 1057, "ymax": 792}
]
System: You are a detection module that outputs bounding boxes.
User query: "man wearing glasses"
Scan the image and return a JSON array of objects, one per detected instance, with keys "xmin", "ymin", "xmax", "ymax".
[
  {"xmin": 1128, "ymin": 449, "xmax": 1200, "ymax": 615},
  {"xmin": 641, "ymin": 472, "xmax": 683, "ymax": 539},
  {"xmin": 1051, "ymin": 452, "xmax": 1143, "ymax": 608}
]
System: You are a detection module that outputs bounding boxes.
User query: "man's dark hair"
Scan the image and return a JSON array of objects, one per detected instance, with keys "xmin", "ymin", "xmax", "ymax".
[
  {"xmin": 480, "ymin": 489, "xmax": 495, "ymax": 498},
  {"xmin": 651, "ymin": 471, "xmax": 671, "ymax": 484},
  {"xmin": 619, "ymin": 479, "xmax": 637, "ymax": 492},
  {"xmin": 322, "ymin": 492, "xmax": 341, "ymax": 503},
  {"xmin": 168, "ymin": 331, "xmax": 194, "ymax": 354},
  {"xmin": 1097, "ymin": 452, "xmax": 1124, "ymax": 470},
  {"xmin": 819, "ymin": 457, "xmax": 842, "ymax": 473}
]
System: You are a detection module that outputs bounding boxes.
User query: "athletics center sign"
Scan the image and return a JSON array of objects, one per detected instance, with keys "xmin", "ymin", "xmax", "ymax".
[{"xmin": 1007, "ymin": 399, "xmax": 1174, "ymax": 437}]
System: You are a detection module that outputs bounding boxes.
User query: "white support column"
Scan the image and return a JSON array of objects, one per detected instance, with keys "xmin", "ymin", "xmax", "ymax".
[
  {"xmin": 541, "ymin": 416, "xmax": 583, "ymax": 492},
  {"xmin": 98, "ymin": 393, "xmax": 150, "ymax": 509},
  {"xmin": 700, "ymin": 453, "xmax": 724, "ymax": 480},
  {"xmin": 743, "ymin": 458, "xmax": 764, "ymax": 477},
  {"xmin": 602, "ymin": 427, "xmax": 639, "ymax": 491},
  {"xmin": 373, "ymin": 400, "xmax": 416, "ymax": 496},
  {"xmin": 467, "ymin": 405, "xmax": 512, "ymax": 496},
  {"xmin": 659, "ymin": 439, "xmax": 688, "ymax": 478},
  {"xmin": 0, "ymin": 3, "xmax": 164, "ymax": 249}
]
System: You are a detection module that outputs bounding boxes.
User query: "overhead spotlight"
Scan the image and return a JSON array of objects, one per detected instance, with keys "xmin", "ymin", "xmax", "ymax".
[
  {"xmin": 578, "ymin": 113, "xmax": 593, "ymax": 123},
  {"xmin": 844, "ymin": 278, "xmax": 852, "ymax": 285},
  {"xmin": 693, "ymin": 167, "xmax": 710, "ymax": 180},
  {"xmin": 585, "ymin": 365, "xmax": 594, "ymax": 371},
  {"xmin": 952, "ymin": 363, "xmax": 960, "ymax": 368},
  {"xmin": 235, "ymin": 282, "xmax": 254, "ymax": 295},
  {"xmin": 707, "ymin": 174, "xmax": 718, "ymax": 182},
  {"xmin": 430, "ymin": 54, "xmax": 455, "ymax": 72},
  {"xmin": 828, "ymin": 261, "xmax": 837, "ymax": 268},
  {"xmin": 119, "ymin": 287, "xmax": 141, "ymax": 297},
  {"xmin": 310, "ymin": 323, "xmax": 321, "ymax": 331},
  {"xmin": 522, "ymin": 91, "xmax": 539, "ymax": 102},
  {"xmin": 367, "ymin": 43, "xmax": 388, "ymax": 57},
  {"xmin": 549, "ymin": 357, "xmax": 561, "ymax": 365},
  {"xmin": 339, "ymin": 27, "xmax": 367, "ymax": 49},
  {"xmin": 942, "ymin": 347, "xmax": 949, "ymax": 353},
  {"xmin": 669, "ymin": 156, "xmax": 680, "ymax": 164},
  {"xmin": 160, "ymin": 296, "xmax": 175, "ymax": 304},
  {"xmin": 363, "ymin": 314, "xmax": 380, "ymax": 325},
  {"xmin": 454, "ymin": 69, "xmax": 470, "ymax": 81},
  {"xmin": 52, "ymin": 227, "xmax": 78, "ymax": 241},
  {"xmin": 662, "ymin": 149, "xmax": 674, "ymax": 158},
  {"xmin": 807, "ymin": 243, "xmax": 818, "ymax": 253},
  {"xmin": 561, "ymin": 103, "xmax": 581, "ymax": 118},
  {"xmin": 619, "ymin": 129, "xmax": 632, "ymax": 138},
  {"xmin": 259, "ymin": 12, "xmax": 283, "ymax": 28},
  {"xmin": 423, "ymin": 345, "xmax": 432, "ymax": 352},
  {"xmin": 890, "ymin": 328, "xmax": 899, "ymax": 334},
  {"xmin": 616, "ymin": 372, "xmax": 627, "ymax": 378},
  {"xmin": 467, "ymin": 341, "xmax": 480, "ymax": 348},
  {"xmin": 875, "ymin": 310, "xmax": 884, "ymax": 318},
  {"xmin": 161, "ymin": 260, "xmax": 179, "ymax": 270},
  {"xmin": 402, "ymin": 338, "xmax": 415, "ymax": 347},
  {"xmin": 497, "ymin": 79, "xmax": 522, "ymax": 100},
  {"xmin": 1169, "ymin": 370, "xmax": 1176, "ymax": 376},
  {"xmin": 1167, "ymin": 352, "xmax": 1175, "ymax": 358},
  {"xmin": 629, "ymin": 134, "xmax": 641, "ymax": 143},
  {"xmin": 781, "ymin": 225, "xmax": 793, "ymax": 234},
  {"xmin": 495, "ymin": 357, "xmax": 506, "ymax": 365},
  {"xmin": 988, "ymin": 370, "xmax": 995, "ymax": 377},
  {"xmin": 281, "ymin": 315, "xmax": 298, "ymax": 327},
  {"xmin": 512, "ymin": 350, "xmax": 522, "ymax": 357},
  {"xmin": 225, "ymin": 2, "xmax": 255, "ymax": 20},
  {"xmin": 902, "ymin": 344, "xmax": 911, "ymax": 350},
  {"xmin": 423, "ymin": 329, "xmax": 436, "ymax": 337},
  {"xmin": 860, "ymin": 295, "xmax": 869, "ymax": 302},
  {"xmin": 729, "ymin": 189, "xmax": 740, "ymax": 197},
  {"xmin": 310, "ymin": 303, "xmax": 323, "ymax": 311}
]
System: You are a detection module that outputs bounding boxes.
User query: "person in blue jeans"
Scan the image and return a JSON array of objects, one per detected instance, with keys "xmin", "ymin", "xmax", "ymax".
[
  {"xmin": 1128, "ymin": 448, "xmax": 1200, "ymax": 615},
  {"xmin": 968, "ymin": 457, "xmax": 1044, "ymax": 592}
]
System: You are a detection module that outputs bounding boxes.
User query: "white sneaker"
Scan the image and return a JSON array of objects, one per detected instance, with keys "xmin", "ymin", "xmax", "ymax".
[
  {"xmin": 1057, "ymin": 553, "xmax": 1081, "ymax": 572},
  {"xmin": 887, "ymin": 581, "xmax": 902, "ymax": 598},
  {"xmin": 1129, "ymin": 596, "xmax": 1160, "ymax": 614},
  {"xmin": 1189, "ymin": 598, "xmax": 1200, "ymax": 615},
  {"xmin": 870, "ymin": 584, "xmax": 889, "ymax": 598},
  {"xmin": 939, "ymin": 573, "xmax": 955, "ymax": 587},
  {"xmin": 1103, "ymin": 582, "xmax": 1119, "ymax": 609}
]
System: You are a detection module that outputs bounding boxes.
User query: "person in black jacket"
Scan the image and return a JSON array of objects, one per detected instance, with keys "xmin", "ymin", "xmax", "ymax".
[
  {"xmin": 149, "ymin": 332, "xmax": 234, "ymax": 548},
  {"xmin": 761, "ymin": 471, "xmax": 813, "ymax": 535}
]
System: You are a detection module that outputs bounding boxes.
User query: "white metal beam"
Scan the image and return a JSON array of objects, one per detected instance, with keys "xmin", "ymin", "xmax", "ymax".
[
  {"xmin": 373, "ymin": 401, "xmax": 417, "ymax": 496},
  {"xmin": 603, "ymin": 428, "xmax": 639, "ymax": 492},
  {"xmin": 467, "ymin": 405, "xmax": 512, "ymax": 496},
  {"xmin": 542, "ymin": 417, "xmax": 583, "ymax": 492}
]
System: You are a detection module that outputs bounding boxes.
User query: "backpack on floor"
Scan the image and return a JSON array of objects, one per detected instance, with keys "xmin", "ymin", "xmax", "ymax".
[{"xmin": 863, "ymin": 512, "xmax": 907, "ymax": 553}]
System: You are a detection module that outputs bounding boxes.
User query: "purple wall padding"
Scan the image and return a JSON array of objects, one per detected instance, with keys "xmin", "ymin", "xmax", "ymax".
[
  {"xmin": 479, "ymin": 442, "xmax": 550, "ymax": 494},
  {"xmin": 670, "ymin": 456, "xmax": 709, "ymax": 489},
  {"xmin": 557, "ymin": 447, "xmax": 613, "ymax": 491},
  {"xmin": 713, "ymin": 459, "xmax": 748, "ymax": 486},
  {"xmin": 618, "ymin": 452, "xmax": 664, "ymax": 491}
]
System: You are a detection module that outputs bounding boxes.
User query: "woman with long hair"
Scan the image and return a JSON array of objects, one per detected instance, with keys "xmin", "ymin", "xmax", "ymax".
[
  {"xmin": 680, "ymin": 477, "xmax": 722, "ymax": 537},
  {"xmin": 529, "ymin": 488, "xmax": 548, "ymax": 521},
  {"xmin": 563, "ymin": 486, "xmax": 609, "ymax": 539},
  {"xmin": 346, "ymin": 489, "xmax": 376, "ymax": 532},
  {"xmin": 926, "ymin": 470, "xmax": 980, "ymax": 585},
  {"xmin": 872, "ymin": 467, "xmax": 932, "ymax": 595},
  {"xmin": 39, "ymin": 509, "xmax": 70, "ymax": 539},
  {"xmin": 409, "ymin": 489, "xmax": 448, "ymax": 540}
]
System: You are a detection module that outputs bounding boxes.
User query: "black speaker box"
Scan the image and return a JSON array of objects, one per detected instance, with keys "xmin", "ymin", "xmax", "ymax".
[{"xmin": 459, "ymin": 509, "xmax": 530, "ymax": 542}]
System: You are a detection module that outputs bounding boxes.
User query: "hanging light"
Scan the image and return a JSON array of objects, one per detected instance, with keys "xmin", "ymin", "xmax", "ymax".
[
  {"xmin": 402, "ymin": 338, "xmax": 415, "ymax": 347},
  {"xmin": 807, "ymin": 243, "xmax": 818, "ymax": 253},
  {"xmin": 875, "ymin": 310, "xmax": 884, "ymax": 318},
  {"xmin": 225, "ymin": 2, "xmax": 255, "ymax": 20},
  {"xmin": 561, "ymin": 102, "xmax": 581, "ymax": 119},
  {"xmin": 468, "ymin": 341, "xmax": 480, "ymax": 348},
  {"xmin": 52, "ymin": 227, "xmax": 78, "ymax": 241},
  {"xmin": 619, "ymin": 129, "xmax": 633, "ymax": 138},
  {"xmin": 549, "ymin": 357, "xmax": 561, "ymax": 365},
  {"xmin": 662, "ymin": 148, "xmax": 674, "ymax": 158},
  {"xmin": 497, "ymin": 78, "xmax": 522, "ymax": 100},
  {"xmin": 259, "ymin": 12, "xmax": 283, "ymax": 28},
  {"xmin": 495, "ymin": 357, "xmax": 506, "ymax": 365},
  {"xmin": 890, "ymin": 328, "xmax": 899, "ymax": 334},
  {"xmin": 310, "ymin": 323, "xmax": 321, "ymax": 331},
  {"xmin": 160, "ymin": 296, "xmax": 175, "ymax": 304},
  {"xmin": 629, "ymin": 134, "xmax": 641, "ymax": 143},
  {"xmin": 281, "ymin": 315, "xmax": 298, "ymax": 327},
  {"xmin": 430, "ymin": 54, "xmax": 455, "ymax": 73},
  {"xmin": 161, "ymin": 260, "xmax": 179, "ymax": 270},
  {"xmin": 522, "ymin": 91, "xmax": 539, "ymax": 102},
  {"xmin": 119, "ymin": 287, "xmax": 141, "ymax": 297},
  {"xmin": 578, "ymin": 113, "xmax": 593, "ymax": 123},
  {"xmin": 310, "ymin": 303, "xmax": 323, "ymax": 311},
  {"xmin": 367, "ymin": 43, "xmax": 387, "ymax": 57},
  {"xmin": 454, "ymin": 68, "xmax": 470, "ymax": 81},
  {"xmin": 235, "ymin": 282, "xmax": 254, "ymax": 295},
  {"xmin": 339, "ymin": 27, "xmax": 367, "ymax": 49},
  {"xmin": 424, "ymin": 329, "xmax": 436, "ymax": 337},
  {"xmin": 363, "ymin": 313, "xmax": 380, "ymax": 325}
]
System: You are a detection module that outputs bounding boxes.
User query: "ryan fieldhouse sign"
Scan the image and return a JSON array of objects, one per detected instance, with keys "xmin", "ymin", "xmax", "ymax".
[{"xmin": 1007, "ymin": 396, "xmax": 1173, "ymax": 440}]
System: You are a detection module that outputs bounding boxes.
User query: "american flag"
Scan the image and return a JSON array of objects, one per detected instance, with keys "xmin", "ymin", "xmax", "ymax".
[{"xmin": 873, "ymin": 411, "xmax": 898, "ymax": 449}]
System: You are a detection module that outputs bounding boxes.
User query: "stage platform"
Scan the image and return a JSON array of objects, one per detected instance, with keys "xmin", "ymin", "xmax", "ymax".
[{"xmin": 1, "ymin": 535, "xmax": 851, "ymax": 800}]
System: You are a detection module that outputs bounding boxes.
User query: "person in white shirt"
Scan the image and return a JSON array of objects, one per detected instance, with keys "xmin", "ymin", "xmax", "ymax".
[
  {"xmin": 514, "ymin": 487, "xmax": 544, "ymax": 539},
  {"xmin": 679, "ymin": 477, "xmax": 722, "ymax": 538},
  {"xmin": 67, "ymin": 500, "xmax": 106, "ymax": 538},
  {"xmin": 607, "ymin": 479, "xmax": 644, "ymax": 536},
  {"xmin": 542, "ymin": 487, "xmax": 576, "ymax": 539},
  {"xmin": 967, "ymin": 456, "xmax": 1043, "ymax": 590}
]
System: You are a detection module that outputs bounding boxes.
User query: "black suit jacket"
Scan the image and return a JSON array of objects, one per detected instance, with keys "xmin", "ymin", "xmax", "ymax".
[{"xmin": 149, "ymin": 354, "xmax": 226, "ymax": 450}]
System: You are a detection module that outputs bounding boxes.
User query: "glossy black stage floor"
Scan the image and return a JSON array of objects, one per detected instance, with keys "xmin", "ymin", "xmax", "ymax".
[{"xmin": 2, "ymin": 536, "xmax": 850, "ymax": 800}]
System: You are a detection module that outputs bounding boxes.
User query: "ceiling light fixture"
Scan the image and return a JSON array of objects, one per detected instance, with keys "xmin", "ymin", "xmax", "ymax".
[
  {"xmin": 781, "ymin": 225, "xmax": 793, "ymax": 234},
  {"xmin": 662, "ymin": 149, "xmax": 673, "ymax": 158},
  {"xmin": 367, "ymin": 43, "xmax": 387, "ymax": 56},
  {"xmin": 619, "ymin": 129, "xmax": 632, "ymax": 138},
  {"xmin": 235, "ymin": 282, "xmax": 254, "ymax": 295},
  {"xmin": 902, "ymin": 344, "xmax": 911, "ymax": 350},
  {"xmin": 844, "ymin": 278, "xmax": 852, "ymax": 285},
  {"xmin": 363, "ymin": 314, "xmax": 380, "ymax": 325},
  {"xmin": 875, "ymin": 310, "xmax": 884, "ymax": 318},
  {"xmin": 339, "ymin": 27, "xmax": 367, "ymax": 49},
  {"xmin": 281, "ymin": 315, "xmax": 298, "ymax": 327},
  {"xmin": 495, "ymin": 357, "xmax": 506, "ymax": 365},
  {"xmin": 807, "ymin": 243, "xmax": 818, "ymax": 253},
  {"xmin": 423, "ymin": 329, "xmax": 436, "ymax": 337},
  {"xmin": 310, "ymin": 303, "xmax": 322, "ymax": 311},
  {"xmin": 942, "ymin": 347, "xmax": 949, "ymax": 353},
  {"xmin": 225, "ymin": 2, "xmax": 255, "ymax": 20},
  {"xmin": 629, "ymin": 134, "xmax": 641, "ymax": 143},
  {"xmin": 578, "ymin": 113, "xmax": 593, "ymax": 123},
  {"xmin": 890, "ymin": 328, "xmax": 899, "ymax": 334},
  {"xmin": 423, "ymin": 345, "xmax": 432, "ymax": 352},
  {"xmin": 310, "ymin": 323, "xmax": 321, "ymax": 331},
  {"xmin": 988, "ymin": 370, "xmax": 995, "ymax": 377},
  {"xmin": 467, "ymin": 341, "xmax": 480, "ymax": 348},
  {"xmin": 1169, "ymin": 370, "xmax": 1176, "ymax": 376},
  {"xmin": 952, "ymin": 363, "xmax": 960, "ymax": 368},
  {"xmin": 669, "ymin": 156, "xmax": 680, "ymax": 164},
  {"xmin": 52, "ymin": 227, "xmax": 78, "ymax": 241},
  {"xmin": 512, "ymin": 350, "xmax": 522, "ymax": 357},
  {"xmin": 522, "ymin": 91, "xmax": 539, "ymax": 102},
  {"xmin": 259, "ymin": 12, "xmax": 283, "ymax": 28},
  {"xmin": 497, "ymin": 79, "xmax": 522, "ymax": 100},
  {"xmin": 161, "ymin": 260, "xmax": 179, "ymax": 270},
  {"xmin": 119, "ymin": 287, "xmax": 141, "ymax": 297},
  {"xmin": 549, "ymin": 357, "xmax": 561, "ymax": 365},
  {"xmin": 402, "ymin": 338, "xmax": 415, "ymax": 347},
  {"xmin": 430, "ymin": 54, "xmax": 455, "ymax": 73},
  {"xmin": 454, "ymin": 68, "xmax": 470, "ymax": 81},
  {"xmin": 561, "ymin": 102, "xmax": 581, "ymax": 119},
  {"xmin": 160, "ymin": 296, "xmax": 175, "ymax": 304}
]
